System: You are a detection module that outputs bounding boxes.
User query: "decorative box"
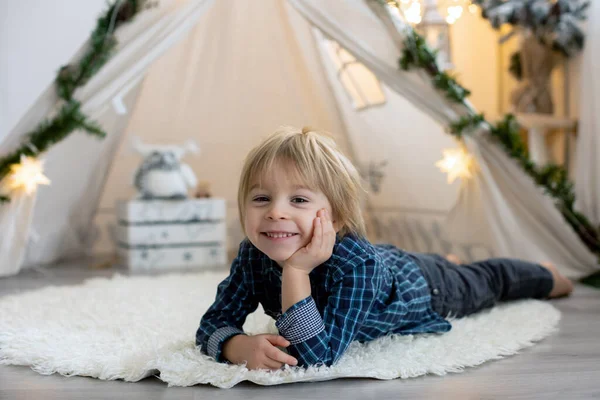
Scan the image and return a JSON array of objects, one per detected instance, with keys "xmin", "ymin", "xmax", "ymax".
[{"xmin": 116, "ymin": 198, "xmax": 227, "ymax": 271}]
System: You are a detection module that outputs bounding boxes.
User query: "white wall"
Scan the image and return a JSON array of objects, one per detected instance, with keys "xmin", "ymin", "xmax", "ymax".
[
  {"xmin": 0, "ymin": 0, "xmax": 105, "ymax": 141},
  {"xmin": 449, "ymin": 10, "xmax": 501, "ymax": 121}
]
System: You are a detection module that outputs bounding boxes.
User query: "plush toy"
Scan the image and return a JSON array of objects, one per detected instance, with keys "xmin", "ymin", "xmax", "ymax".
[{"xmin": 131, "ymin": 137, "xmax": 199, "ymax": 199}]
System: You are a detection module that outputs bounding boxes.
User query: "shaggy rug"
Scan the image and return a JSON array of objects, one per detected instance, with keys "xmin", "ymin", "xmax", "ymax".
[{"xmin": 0, "ymin": 271, "xmax": 560, "ymax": 388}]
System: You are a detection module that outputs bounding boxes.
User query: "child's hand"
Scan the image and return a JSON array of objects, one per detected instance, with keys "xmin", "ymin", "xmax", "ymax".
[
  {"xmin": 223, "ymin": 334, "xmax": 298, "ymax": 370},
  {"xmin": 284, "ymin": 209, "xmax": 336, "ymax": 275}
]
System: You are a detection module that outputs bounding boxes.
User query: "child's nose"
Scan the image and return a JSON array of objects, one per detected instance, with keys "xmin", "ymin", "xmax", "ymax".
[{"xmin": 266, "ymin": 203, "xmax": 288, "ymax": 220}]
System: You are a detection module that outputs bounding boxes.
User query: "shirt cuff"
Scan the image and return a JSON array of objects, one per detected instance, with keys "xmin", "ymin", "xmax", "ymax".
[
  {"xmin": 207, "ymin": 326, "xmax": 245, "ymax": 361},
  {"xmin": 276, "ymin": 296, "xmax": 324, "ymax": 345}
]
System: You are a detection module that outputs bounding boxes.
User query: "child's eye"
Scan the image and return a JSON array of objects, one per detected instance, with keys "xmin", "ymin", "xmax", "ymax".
[
  {"xmin": 291, "ymin": 197, "xmax": 308, "ymax": 204},
  {"xmin": 253, "ymin": 196, "xmax": 269, "ymax": 202}
]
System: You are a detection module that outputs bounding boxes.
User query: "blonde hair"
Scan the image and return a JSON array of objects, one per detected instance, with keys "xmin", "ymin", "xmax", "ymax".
[{"xmin": 238, "ymin": 126, "xmax": 367, "ymax": 238}]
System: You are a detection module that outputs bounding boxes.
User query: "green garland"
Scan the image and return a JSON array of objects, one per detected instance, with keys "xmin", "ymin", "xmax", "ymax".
[
  {"xmin": 449, "ymin": 114, "xmax": 485, "ymax": 137},
  {"xmin": 0, "ymin": 0, "xmax": 149, "ymax": 203},
  {"xmin": 399, "ymin": 28, "xmax": 600, "ymax": 259}
]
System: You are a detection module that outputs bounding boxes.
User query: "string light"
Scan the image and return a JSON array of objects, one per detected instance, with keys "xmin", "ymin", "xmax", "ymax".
[
  {"xmin": 446, "ymin": 5, "xmax": 464, "ymax": 24},
  {"xmin": 395, "ymin": 0, "xmax": 422, "ymax": 25},
  {"xmin": 392, "ymin": 0, "xmax": 478, "ymax": 25},
  {"xmin": 435, "ymin": 147, "xmax": 474, "ymax": 183},
  {"xmin": 6, "ymin": 155, "xmax": 51, "ymax": 195}
]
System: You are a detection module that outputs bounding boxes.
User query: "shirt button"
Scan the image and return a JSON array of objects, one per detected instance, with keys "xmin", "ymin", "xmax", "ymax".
[{"xmin": 432, "ymin": 288, "xmax": 440, "ymax": 295}]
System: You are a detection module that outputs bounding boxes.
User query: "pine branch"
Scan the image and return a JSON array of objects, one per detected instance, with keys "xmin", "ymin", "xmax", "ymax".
[
  {"xmin": 0, "ymin": 101, "xmax": 89, "ymax": 181},
  {"xmin": 398, "ymin": 23, "xmax": 600, "ymax": 258},
  {"xmin": 490, "ymin": 115, "xmax": 600, "ymax": 254},
  {"xmin": 55, "ymin": 0, "xmax": 146, "ymax": 100},
  {"xmin": 400, "ymin": 30, "xmax": 470, "ymax": 103},
  {"xmin": 449, "ymin": 114, "xmax": 485, "ymax": 136}
]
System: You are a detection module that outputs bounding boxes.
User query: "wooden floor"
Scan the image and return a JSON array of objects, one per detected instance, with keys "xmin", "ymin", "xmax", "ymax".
[{"xmin": 1, "ymin": 259, "xmax": 600, "ymax": 400}]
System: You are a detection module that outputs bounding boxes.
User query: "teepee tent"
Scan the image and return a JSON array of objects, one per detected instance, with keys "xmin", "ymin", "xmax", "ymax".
[
  {"xmin": 0, "ymin": 0, "xmax": 598, "ymax": 279},
  {"xmin": 576, "ymin": 0, "xmax": 600, "ymax": 228}
]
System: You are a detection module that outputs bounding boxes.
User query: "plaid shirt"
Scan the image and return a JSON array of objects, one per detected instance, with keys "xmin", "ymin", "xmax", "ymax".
[{"xmin": 196, "ymin": 234, "xmax": 451, "ymax": 367}]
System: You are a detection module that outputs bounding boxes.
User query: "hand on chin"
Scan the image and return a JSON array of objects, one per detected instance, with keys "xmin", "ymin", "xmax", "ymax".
[{"xmin": 282, "ymin": 209, "xmax": 336, "ymax": 275}]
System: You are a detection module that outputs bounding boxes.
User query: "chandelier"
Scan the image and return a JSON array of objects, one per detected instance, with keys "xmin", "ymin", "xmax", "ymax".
[{"xmin": 392, "ymin": 0, "xmax": 479, "ymax": 25}]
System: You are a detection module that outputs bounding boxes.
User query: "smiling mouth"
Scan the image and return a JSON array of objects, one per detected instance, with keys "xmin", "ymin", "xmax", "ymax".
[{"xmin": 261, "ymin": 232, "xmax": 299, "ymax": 239}]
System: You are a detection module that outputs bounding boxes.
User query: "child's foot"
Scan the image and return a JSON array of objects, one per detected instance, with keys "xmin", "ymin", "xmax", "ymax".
[
  {"xmin": 540, "ymin": 262, "xmax": 574, "ymax": 298},
  {"xmin": 445, "ymin": 254, "xmax": 462, "ymax": 264}
]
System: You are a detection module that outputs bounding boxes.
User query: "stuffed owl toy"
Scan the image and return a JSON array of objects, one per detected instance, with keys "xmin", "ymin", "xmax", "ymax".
[{"xmin": 131, "ymin": 137, "xmax": 199, "ymax": 199}]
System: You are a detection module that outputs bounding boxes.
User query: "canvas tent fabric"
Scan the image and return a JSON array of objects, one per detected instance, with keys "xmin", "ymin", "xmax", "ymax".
[
  {"xmin": 0, "ymin": 0, "xmax": 218, "ymax": 272},
  {"xmin": 0, "ymin": 0, "xmax": 598, "ymax": 278},
  {"xmin": 575, "ymin": 0, "xmax": 600, "ymax": 228}
]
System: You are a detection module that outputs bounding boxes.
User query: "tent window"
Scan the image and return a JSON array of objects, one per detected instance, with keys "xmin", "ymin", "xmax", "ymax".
[{"xmin": 323, "ymin": 40, "xmax": 386, "ymax": 110}]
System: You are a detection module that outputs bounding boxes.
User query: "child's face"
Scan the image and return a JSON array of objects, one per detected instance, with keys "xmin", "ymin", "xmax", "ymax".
[{"xmin": 244, "ymin": 162, "xmax": 338, "ymax": 266}]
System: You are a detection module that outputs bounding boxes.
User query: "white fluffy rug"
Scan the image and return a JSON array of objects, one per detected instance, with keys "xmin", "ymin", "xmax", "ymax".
[{"xmin": 0, "ymin": 271, "xmax": 560, "ymax": 388}]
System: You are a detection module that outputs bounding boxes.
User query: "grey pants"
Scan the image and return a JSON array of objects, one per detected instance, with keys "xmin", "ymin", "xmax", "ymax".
[{"xmin": 411, "ymin": 253, "xmax": 554, "ymax": 318}]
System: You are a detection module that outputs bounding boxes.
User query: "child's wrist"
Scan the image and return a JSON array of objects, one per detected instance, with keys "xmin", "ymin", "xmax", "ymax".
[
  {"xmin": 222, "ymin": 334, "xmax": 246, "ymax": 363},
  {"xmin": 283, "ymin": 264, "xmax": 311, "ymax": 276}
]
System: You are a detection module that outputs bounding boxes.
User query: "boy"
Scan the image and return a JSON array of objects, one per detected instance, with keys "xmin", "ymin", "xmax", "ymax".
[{"xmin": 196, "ymin": 126, "xmax": 573, "ymax": 370}]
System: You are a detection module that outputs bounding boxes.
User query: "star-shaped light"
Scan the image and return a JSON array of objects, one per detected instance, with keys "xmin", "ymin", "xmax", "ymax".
[
  {"xmin": 7, "ymin": 155, "xmax": 51, "ymax": 195},
  {"xmin": 435, "ymin": 147, "xmax": 474, "ymax": 184}
]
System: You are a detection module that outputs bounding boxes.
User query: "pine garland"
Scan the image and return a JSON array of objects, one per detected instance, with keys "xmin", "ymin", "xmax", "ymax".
[
  {"xmin": 399, "ymin": 28, "xmax": 600, "ymax": 258},
  {"xmin": 449, "ymin": 114, "xmax": 485, "ymax": 137},
  {"xmin": 0, "ymin": 0, "xmax": 151, "ymax": 203},
  {"xmin": 0, "ymin": 101, "xmax": 102, "ymax": 180},
  {"xmin": 400, "ymin": 38, "xmax": 471, "ymax": 102}
]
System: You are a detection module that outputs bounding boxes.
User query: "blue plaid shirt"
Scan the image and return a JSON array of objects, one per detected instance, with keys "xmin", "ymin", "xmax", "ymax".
[{"xmin": 196, "ymin": 234, "xmax": 451, "ymax": 367}]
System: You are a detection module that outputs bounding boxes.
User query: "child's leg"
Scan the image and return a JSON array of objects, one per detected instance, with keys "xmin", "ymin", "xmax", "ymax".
[
  {"xmin": 418, "ymin": 255, "xmax": 569, "ymax": 318},
  {"xmin": 457, "ymin": 258, "xmax": 566, "ymax": 316}
]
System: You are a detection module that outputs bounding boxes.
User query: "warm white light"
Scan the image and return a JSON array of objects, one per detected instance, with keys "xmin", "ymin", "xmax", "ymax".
[
  {"xmin": 435, "ymin": 147, "xmax": 474, "ymax": 184},
  {"xmin": 397, "ymin": 0, "xmax": 471, "ymax": 26},
  {"xmin": 447, "ymin": 5, "xmax": 463, "ymax": 20},
  {"xmin": 404, "ymin": 1, "xmax": 422, "ymax": 24},
  {"xmin": 6, "ymin": 155, "xmax": 51, "ymax": 195}
]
